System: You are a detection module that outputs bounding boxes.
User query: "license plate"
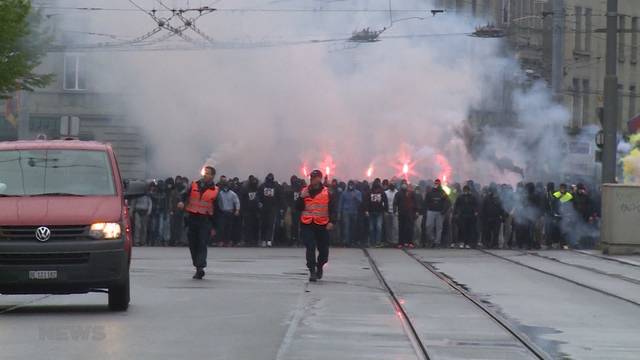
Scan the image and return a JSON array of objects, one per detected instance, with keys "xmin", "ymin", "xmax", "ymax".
[{"xmin": 28, "ymin": 271, "xmax": 58, "ymax": 280}]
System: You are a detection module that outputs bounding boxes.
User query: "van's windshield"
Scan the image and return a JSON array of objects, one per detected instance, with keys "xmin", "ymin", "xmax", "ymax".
[{"xmin": 0, "ymin": 149, "xmax": 116, "ymax": 196}]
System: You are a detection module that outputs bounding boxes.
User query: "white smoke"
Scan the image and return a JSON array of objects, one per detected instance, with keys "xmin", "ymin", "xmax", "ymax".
[{"xmin": 48, "ymin": 0, "xmax": 576, "ymax": 184}]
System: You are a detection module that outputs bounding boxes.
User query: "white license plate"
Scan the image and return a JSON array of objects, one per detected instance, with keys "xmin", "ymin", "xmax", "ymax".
[{"xmin": 28, "ymin": 271, "xmax": 58, "ymax": 280}]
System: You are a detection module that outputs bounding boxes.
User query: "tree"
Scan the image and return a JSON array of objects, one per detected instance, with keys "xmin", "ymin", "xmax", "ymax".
[{"xmin": 0, "ymin": 0, "xmax": 54, "ymax": 99}]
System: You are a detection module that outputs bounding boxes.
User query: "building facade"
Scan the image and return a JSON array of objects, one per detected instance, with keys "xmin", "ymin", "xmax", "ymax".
[
  {"xmin": 437, "ymin": 0, "xmax": 639, "ymax": 133},
  {"xmin": 561, "ymin": 0, "xmax": 640, "ymax": 132},
  {"xmin": 0, "ymin": 50, "xmax": 147, "ymax": 179}
]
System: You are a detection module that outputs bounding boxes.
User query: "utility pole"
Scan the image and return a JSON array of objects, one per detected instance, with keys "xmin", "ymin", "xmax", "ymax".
[
  {"xmin": 602, "ymin": 0, "xmax": 619, "ymax": 183},
  {"xmin": 551, "ymin": 0, "xmax": 565, "ymax": 100}
]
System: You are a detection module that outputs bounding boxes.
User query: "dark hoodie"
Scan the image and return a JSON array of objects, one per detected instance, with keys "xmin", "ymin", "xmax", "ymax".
[
  {"xmin": 258, "ymin": 173, "xmax": 282, "ymax": 212},
  {"xmin": 241, "ymin": 177, "xmax": 261, "ymax": 214},
  {"xmin": 364, "ymin": 183, "xmax": 388, "ymax": 214}
]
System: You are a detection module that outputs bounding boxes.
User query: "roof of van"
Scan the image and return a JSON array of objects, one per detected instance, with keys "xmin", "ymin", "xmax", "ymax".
[{"xmin": 0, "ymin": 140, "xmax": 111, "ymax": 151}]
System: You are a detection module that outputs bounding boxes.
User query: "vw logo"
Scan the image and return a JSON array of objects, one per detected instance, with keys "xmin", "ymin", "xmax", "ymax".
[{"xmin": 35, "ymin": 227, "xmax": 51, "ymax": 242}]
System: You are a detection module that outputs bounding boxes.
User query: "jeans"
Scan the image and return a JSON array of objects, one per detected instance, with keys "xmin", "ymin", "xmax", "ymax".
[
  {"xmin": 384, "ymin": 213, "xmax": 398, "ymax": 245},
  {"xmin": 133, "ymin": 212, "xmax": 149, "ymax": 246},
  {"xmin": 341, "ymin": 213, "xmax": 358, "ymax": 246},
  {"xmin": 368, "ymin": 213, "xmax": 384, "ymax": 246},
  {"xmin": 426, "ymin": 211, "xmax": 444, "ymax": 245}
]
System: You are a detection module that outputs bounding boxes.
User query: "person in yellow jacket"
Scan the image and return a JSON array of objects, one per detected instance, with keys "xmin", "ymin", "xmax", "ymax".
[{"xmin": 552, "ymin": 183, "xmax": 574, "ymax": 249}]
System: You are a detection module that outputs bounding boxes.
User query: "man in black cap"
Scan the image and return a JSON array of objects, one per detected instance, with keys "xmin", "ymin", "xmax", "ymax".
[
  {"xmin": 297, "ymin": 169, "xmax": 336, "ymax": 282},
  {"xmin": 177, "ymin": 166, "xmax": 219, "ymax": 279}
]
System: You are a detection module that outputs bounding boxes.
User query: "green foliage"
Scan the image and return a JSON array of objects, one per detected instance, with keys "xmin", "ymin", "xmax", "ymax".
[{"xmin": 0, "ymin": 0, "xmax": 54, "ymax": 99}]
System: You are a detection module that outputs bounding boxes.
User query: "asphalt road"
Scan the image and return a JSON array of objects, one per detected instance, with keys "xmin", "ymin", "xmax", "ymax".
[{"xmin": 1, "ymin": 248, "xmax": 639, "ymax": 360}]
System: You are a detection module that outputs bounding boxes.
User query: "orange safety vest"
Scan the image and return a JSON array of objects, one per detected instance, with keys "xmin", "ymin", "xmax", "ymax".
[
  {"xmin": 185, "ymin": 182, "xmax": 219, "ymax": 216},
  {"xmin": 300, "ymin": 186, "xmax": 330, "ymax": 225}
]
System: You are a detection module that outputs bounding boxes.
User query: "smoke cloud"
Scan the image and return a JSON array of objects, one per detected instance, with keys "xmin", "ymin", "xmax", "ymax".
[{"xmin": 49, "ymin": 0, "xmax": 583, "ymax": 184}]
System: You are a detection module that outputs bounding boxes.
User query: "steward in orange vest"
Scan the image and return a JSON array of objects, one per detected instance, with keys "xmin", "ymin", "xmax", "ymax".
[
  {"xmin": 178, "ymin": 166, "xmax": 219, "ymax": 280},
  {"xmin": 296, "ymin": 169, "xmax": 336, "ymax": 282}
]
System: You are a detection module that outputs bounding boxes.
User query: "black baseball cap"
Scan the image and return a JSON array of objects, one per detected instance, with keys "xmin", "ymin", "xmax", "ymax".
[{"xmin": 310, "ymin": 169, "xmax": 323, "ymax": 178}]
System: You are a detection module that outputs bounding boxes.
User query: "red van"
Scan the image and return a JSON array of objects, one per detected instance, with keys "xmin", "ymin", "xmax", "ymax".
[{"xmin": 0, "ymin": 140, "xmax": 146, "ymax": 311}]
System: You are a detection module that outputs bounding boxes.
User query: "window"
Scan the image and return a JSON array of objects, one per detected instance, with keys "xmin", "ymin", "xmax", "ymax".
[
  {"xmin": 630, "ymin": 85, "xmax": 637, "ymax": 119},
  {"xmin": 63, "ymin": 54, "xmax": 87, "ymax": 91},
  {"xmin": 572, "ymin": 78, "xmax": 582, "ymax": 127},
  {"xmin": 29, "ymin": 116, "xmax": 60, "ymax": 137},
  {"xmin": 582, "ymin": 79, "xmax": 591, "ymax": 125},
  {"xmin": 585, "ymin": 8, "xmax": 593, "ymax": 52},
  {"xmin": 619, "ymin": 16, "xmax": 626, "ymax": 62},
  {"xmin": 0, "ymin": 150, "xmax": 115, "ymax": 196},
  {"xmin": 632, "ymin": 17, "xmax": 639, "ymax": 64},
  {"xmin": 574, "ymin": 7, "xmax": 583, "ymax": 52}
]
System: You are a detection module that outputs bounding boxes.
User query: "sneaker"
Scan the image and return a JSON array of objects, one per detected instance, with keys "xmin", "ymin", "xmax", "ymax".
[
  {"xmin": 407, "ymin": 243, "xmax": 415, "ymax": 249},
  {"xmin": 317, "ymin": 265, "xmax": 324, "ymax": 280},
  {"xmin": 450, "ymin": 243, "xmax": 456, "ymax": 248},
  {"xmin": 193, "ymin": 268, "xmax": 205, "ymax": 280},
  {"xmin": 459, "ymin": 244, "xmax": 464, "ymax": 249},
  {"xmin": 464, "ymin": 244, "xmax": 471, "ymax": 249},
  {"xmin": 267, "ymin": 241, "xmax": 272, "ymax": 247},
  {"xmin": 396, "ymin": 244, "xmax": 404, "ymax": 249},
  {"xmin": 309, "ymin": 270, "xmax": 318, "ymax": 282}
]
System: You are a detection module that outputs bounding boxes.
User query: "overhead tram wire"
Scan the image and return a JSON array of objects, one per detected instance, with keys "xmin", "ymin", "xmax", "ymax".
[{"xmin": 48, "ymin": 31, "xmax": 474, "ymax": 53}]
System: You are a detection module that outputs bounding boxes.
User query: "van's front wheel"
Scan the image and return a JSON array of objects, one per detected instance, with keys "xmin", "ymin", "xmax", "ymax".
[{"xmin": 108, "ymin": 275, "xmax": 130, "ymax": 311}]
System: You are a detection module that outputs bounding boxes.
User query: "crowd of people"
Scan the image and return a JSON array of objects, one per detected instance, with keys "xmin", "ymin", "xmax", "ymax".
[{"xmin": 127, "ymin": 173, "xmax": 602, "ymax": 250}]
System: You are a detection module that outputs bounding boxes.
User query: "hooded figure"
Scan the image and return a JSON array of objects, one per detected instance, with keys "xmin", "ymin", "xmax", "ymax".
[
  {"xmin": 364, "ymin": 180, "xmax": 388, "ymax": 247},
  {"xmin": 393, "ymin": 180, "xmax": 417, "ymax": 248},
  {"xmin": 288, "ymin": 175, "xmax": 304, "ymax": 246},
  {"xmin": 338, "ymin": 180, "xmax": 362, "ymax": 247},
  {"xmin": 240, "ymin": 175, "xmax": 261, "ymax": 246},
  {"xmin": 258, "ymin": 173, "xmax": 282, "ymax": 247},
  {"xmin": 454, "ymin": 185, "xmax": 479, "ymax": 248}
]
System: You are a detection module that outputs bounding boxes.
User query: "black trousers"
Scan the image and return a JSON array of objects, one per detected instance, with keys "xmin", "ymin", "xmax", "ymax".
[
  {"xmin": 261, "ymin": 210, "xmax": 277, "ymax": 244},
  {"xmin": 187, "ymin": 215, "xmax": 211, "ymax": 269},
  {"xmin": 458, "ymin": 217, "xmax": 477, "ymax": 247},
  {"xmin": 169, "ymin": 211, "xmax": 185, "ymax": 246},
  {"xmin": 290, "ymin": 211, "xmax": 301, "ymax": 246},
  {"xmin": 482, "ymin": 219, "xmax": 501, "ymax": 249},
  {"xmin": 515, "ymin": 221, "xmax": 533, "ymax": 249},
  {"xmin": 301, "ymin": 223, "xmax": 329, "ymax": 271},
  {"xmin": 398, "ymin": 215, "xmax": 414, "ymax": 245},
  {"xmin": 243, "ymin": 213, "xmax": 260, "ymax": 246},
  {"xmin": 217, "ymin": 212, "xmax": 234, "ymax": 244}
]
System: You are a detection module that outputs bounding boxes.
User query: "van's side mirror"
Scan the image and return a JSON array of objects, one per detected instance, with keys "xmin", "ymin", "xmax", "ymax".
[{"xmin": 123, "ymin": 179, "xmax": 148, "ymax": 199}]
